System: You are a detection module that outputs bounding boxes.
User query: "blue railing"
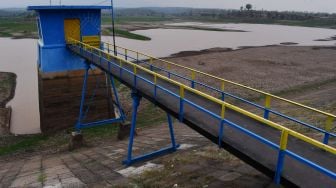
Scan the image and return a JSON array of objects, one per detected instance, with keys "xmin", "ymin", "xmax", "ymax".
[
  {"xmin": 69, "ymin": 43, "xmax": 336, "ymax": 185},
  {"xmin": 101, "ymin": 44, "xmax": 336, "ymax": 145}
]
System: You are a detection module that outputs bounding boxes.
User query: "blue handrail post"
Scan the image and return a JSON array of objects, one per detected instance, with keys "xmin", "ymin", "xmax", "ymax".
[
  {"xmin": 264, "ymin": 109, "xmax": 270, "ymax": 119},
  {"xmin": 75, "ymin": 62, "xmax": 90, "ymax": 132},
  {"xmin": 119, "ymin": 61, "xmax": 123, "ymax": 78},
  {"xmin": 179, "ymin": 86, "xmax": 185, "ymax": 122},
  {"xmin": 218, "ymin": 120, "xmax": 225, "ymax": 148},
  {"xmin": 221, "ymin": 92, "xmax": 225, "ymax": 101},
  {"xmin": 274, "ymin": 130, "xmax": 288, "ymax": 185},
  {"xmin": 274, "ymin": 150, "xmax": 286, "ymax": 184},
  {"xmin": 179, "ymin": 99, "xmax": 184, "ymax": 122},
  {"xmin": 264, "ymin": 95, "xmax": 271, "ymax": 119},
  {"xmin": 154, "ymin": 77, "xmax": 157, "ymax": 99},
  {"xmin": 323, "ymin": 133, "xmax": 330, "ymax": 145},
  {"xmin": 191, "ymin": 81, "xmax": 195, "ymax": 89}
]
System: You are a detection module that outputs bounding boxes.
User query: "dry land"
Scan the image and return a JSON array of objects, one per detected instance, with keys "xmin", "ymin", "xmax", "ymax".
[
  {"xmin": 166, "ymin": 46, "xmax": 336, "ymax": 95},
  {"xmin": 159, "ymin": 46, "xmax": 336, "ymax": 140},
  {"xmin": 0, "ymin": 72, "xmax": 16, "ymax": 135},
  {"xmin": 0, "ymin": 72, "xmax": 16, "ymax": 108}
]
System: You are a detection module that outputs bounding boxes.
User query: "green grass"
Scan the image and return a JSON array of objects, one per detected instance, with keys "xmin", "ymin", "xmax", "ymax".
[
  {"xmin": 0, "ymin": 17, "xmax": 36, "ymax": 38},
  {"xmin": 174, "ymin": 25, "xmax": 246, "ymax": 32},
  {"xmin": 129, "ymin": 146, "xmax": 234, "ymax": 187},
  {"xmin": 0, "ymin": 135, "xmax": 48, "ymax": 156},
  {"xmin": 81, "ymin": 123, "xmax": 119, "ymax": 140},
  {"xmin": 0, "ymin": 31, "xmax": 11, "ymax": 37},
  {"xmin": 137, "ymin": 103, "xmax": 167, "ymax": 127},
  {"xmin": 37, "ymin": 173, "xmax": 47, "ymax": 183},
  {"xmin": 0, "ymin": 100, "xmax": 166, "ymax": 156},
  {"xmin": 115, "ymin": 29, "xmax": 151, "ymax": 41},
  {"xmin": 0, "ymin": 73, "xmax": 15, "ymax": 88},
  {"xmin": 102, "ymin": 16, "xmax": 173, "ymax": 25},
  {"xmin": 102, "ymin": 28, "xmax": 151, "ymax": 41},
  {"xmin": 185, "ymin": 17, "xmax": 336, "ymax": 29}
]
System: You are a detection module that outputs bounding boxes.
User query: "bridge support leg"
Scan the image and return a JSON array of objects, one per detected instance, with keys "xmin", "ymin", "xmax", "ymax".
[
  {"xmin": 123, "ymin": 90, "xmax": 180, "ymax": 166},
  {"xmin": 167, "ymin": 113, "xmax": 177, "ymax": 149},
  {"xmin": 74, "ymin": 63, "xmax": 124, "ymax": 132},
  {"xmin": 75, "ymin": 63, "xmax": 90, "ymax": 133},
  {"xmin": 110, "ymin": 74, "xmax": 126, "ymax": 121},
  {"xmin": 70, "ymin": 64, "xmax": 91, "ymax": 150}
]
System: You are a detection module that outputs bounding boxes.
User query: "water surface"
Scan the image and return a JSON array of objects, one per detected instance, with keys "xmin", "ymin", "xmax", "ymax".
[
  {"xmin": 0, "ymin": 38, "xmax": 40, "ymax": 134},
  {"xmin": 103, "ymin": 23, "xmax": 336, "ymax": 57}
]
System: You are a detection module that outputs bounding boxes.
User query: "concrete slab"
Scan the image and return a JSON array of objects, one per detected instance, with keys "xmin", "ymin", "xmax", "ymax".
[{"xmin": 117, "ymin": 162, "xmax": 164, "ymax": 177}]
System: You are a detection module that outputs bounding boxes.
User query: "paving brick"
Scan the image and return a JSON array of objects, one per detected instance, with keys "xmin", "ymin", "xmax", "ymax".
[
  {"xmin": 61, "ymin": 154, "xmax": 101, "ymax": 185},
  {"xmin": 0, "ymin": 160, "xmax": 25, "ymax": 188},
  {"xmin": 1, "ymin": 123, "xmax": 264, "ymax": 187},
  {"xmin": 61, "ymin": 177, "xmax": 87, "ymax": 188},
  {"xmin": 73, "ymin": 152, "xmax": 123, "ymax": 185},
  {"xmin": 9, "ymin": 172, "xmax": 41, "ymax": 188}
]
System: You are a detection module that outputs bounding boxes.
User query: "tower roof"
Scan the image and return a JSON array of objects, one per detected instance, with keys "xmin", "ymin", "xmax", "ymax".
[{"xmin": 27, "ymin": 5, "xmax": 111, "ymax": 11}]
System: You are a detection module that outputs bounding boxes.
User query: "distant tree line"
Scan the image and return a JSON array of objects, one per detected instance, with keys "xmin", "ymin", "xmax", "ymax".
[{"xmin": 102, "ymin": 7, "xmax": 336, "ymax": 22}]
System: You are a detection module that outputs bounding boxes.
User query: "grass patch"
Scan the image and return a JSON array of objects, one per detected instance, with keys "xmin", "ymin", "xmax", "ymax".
[
  {"xmin": 0, "ymin": 100, "xmax": 166, "ymax": 156},
  {"xmin": 129, "ymin": 146, "xmax": 234, "ymax": 187},
  {"xmin": 176, "ymin": 26, "xmax": 246, "ymax": 32},
  {"xmin": 81, "ymin": 123, "xmax": 119, "ymax": 140},
  {"xmin": 115, "ymin": 29, "xmax": 151, "ymax": 41},
  {"xmin": 103, "ymin": 28, "xmax": 151, "ymax": 41},
  {"xmin": 102, "ymin": 28, "xmax": 151, "ymax": 41},
  {"xmin": 37, "ymin": 172, "xmax": 47, "ymax": 183},
  {"xmin": 102, "ymin": 16, "xmax": 173, "ymax": 25},
  {"xmin": 0, "ymin": 17, "xmax": 36, "ymax": 38},
  {"xmin": 185, "ymin": 17, "xmax": 336, "ymax": 29},
  {"xmin": 137, "ymin": 103, "xmax": 167, "ymax": 127},
  {"xmin": 0, "ymin": 135, "xmax": 48, "ymax": 156},
  {"xmin": 0, "ymin": 72, "xmax": 16, "ymax": 89}
]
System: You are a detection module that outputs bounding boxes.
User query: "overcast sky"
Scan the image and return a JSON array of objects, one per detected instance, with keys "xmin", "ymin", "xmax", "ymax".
[{"xmin": 1, "ymin": 0, "xmax": 336, "ymax": 13}]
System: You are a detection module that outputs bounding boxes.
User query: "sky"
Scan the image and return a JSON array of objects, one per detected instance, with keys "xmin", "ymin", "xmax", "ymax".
[{"xmin": 1, "ymin": 0, "xmax": 336, "ymax": 13}]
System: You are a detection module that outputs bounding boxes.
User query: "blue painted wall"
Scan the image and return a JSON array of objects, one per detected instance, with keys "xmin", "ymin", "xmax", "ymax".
[{"xmin": 29, "ymin": 7, "xmax": 106, "ymax": 72}]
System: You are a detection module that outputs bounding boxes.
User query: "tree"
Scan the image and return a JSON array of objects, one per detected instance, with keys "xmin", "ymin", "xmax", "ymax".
[
  {"xmin": 240, "ymin": 6, "xmax": 244, "ymax": 11},
  {"xmin": 246, "ymin": 4, "xmax": 252, "ymax": 11}
]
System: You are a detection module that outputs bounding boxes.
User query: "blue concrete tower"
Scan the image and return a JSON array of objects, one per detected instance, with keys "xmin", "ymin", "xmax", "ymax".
[{"xmin": 28, "ymin": 6, "xmax": 111, "ymax": 72}]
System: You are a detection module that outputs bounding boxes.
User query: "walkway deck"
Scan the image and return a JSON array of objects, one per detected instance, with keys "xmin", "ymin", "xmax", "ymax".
[{"xmin": 68, "ymin": 43, "xmax": 336, "ymax": 187}]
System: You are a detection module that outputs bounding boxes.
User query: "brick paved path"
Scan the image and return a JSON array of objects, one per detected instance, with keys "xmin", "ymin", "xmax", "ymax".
[{"xmin": 0, "ymin": 123, "xmax": 271, "ymax": 188}]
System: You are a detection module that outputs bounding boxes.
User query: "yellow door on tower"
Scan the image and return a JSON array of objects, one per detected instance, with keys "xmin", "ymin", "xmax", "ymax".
[{"xmin": 64, "ymin": 18, "xmax": 80, "ymax": 42}]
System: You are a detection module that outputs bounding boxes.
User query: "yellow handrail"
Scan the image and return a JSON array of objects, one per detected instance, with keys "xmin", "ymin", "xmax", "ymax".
[
  {"xmin": 69, "ymin": 39, "xmax": 336, "ymax": 155},
  {"xmin": 102, "ymin": 42, "xmax": 336, "ymax": 119}
]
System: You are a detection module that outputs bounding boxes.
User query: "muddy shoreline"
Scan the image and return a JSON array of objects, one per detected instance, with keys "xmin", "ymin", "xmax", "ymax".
[
  {"xmin": 104, "ymin": 23, "xmax": 248, "ymax": 33},
  {"xmin": 0, "ymin": 72, "xmax": 16, "ymax": 135},
  {"xmin": 168, "ymin": 44, "xmax": 333, "ymax": 58},
  {"xmin": 0, "ymin": 72, "xmax": 16, "ymax": 108}
]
